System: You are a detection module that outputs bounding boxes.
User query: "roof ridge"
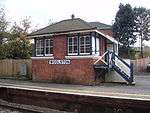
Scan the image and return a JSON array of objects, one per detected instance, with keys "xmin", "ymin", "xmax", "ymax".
[
  {"xmin": 78, "ymin": 18, "xmax": 95, "ymax": 28},
  {"xmin": 30, "ymin": 18, "xmax": 94, "ymax": 35},
  {"xmin": 89, "ymin": 21, "xmax": 111, "ymax": 26},
  {"xmin": 30, "ymin": 18, "xmax": 112, "ymax": 36}
]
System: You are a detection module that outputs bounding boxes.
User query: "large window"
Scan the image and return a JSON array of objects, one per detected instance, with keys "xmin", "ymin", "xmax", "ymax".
[
  {"xmin": 92, "ymin": 36, "xmax": 100, "ymax": 55},
  {"xmin": 36, "ymin": 39, "xmax": 44, "ymax": 56},
  {"xmin": 36, "ymin": 38, "xmax": 53, "ymax": 56},
  {"xmin": 68, "ymin": 35, "xmax": 91, "ymax": 55},
  {"xmin": 68, "ymin": 37, "xmax": 78, "ymax": 55},
  {"xmin": 45, "ymin": 39, "xmax": 53, "ymax": 55},
  {"xmin": 67, "ymin": 34, "xmax": 100, "ymax": 56},
  {"xmin": 79, "ymin": 36, "xmax": 91, "ymax": 54}
]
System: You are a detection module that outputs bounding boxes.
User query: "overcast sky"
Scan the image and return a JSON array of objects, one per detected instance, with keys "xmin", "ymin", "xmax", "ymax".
[{"xmin": 1, "ymin": 0, "xmax": 150, "ymax": 46}]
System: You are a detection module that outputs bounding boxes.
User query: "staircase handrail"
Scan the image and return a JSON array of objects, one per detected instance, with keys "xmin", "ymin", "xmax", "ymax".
[
  {"xmin": 111, "ymin": 52, "xmax": 134, "ymax": 84},
  {"xmin": 94, "ymin": 51, "xmax": 108, "ymax": 65},
  {"xmin": 112, "ymin": 52, "xmax": 131, "ymax": 68}
]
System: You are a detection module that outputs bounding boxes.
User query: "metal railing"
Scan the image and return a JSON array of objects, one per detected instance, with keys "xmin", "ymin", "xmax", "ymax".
[
  {"xmin": 94, "ymin": 51, "xmax": 109, "ymax": 65},
  {"xmin": 94, "ymin": 50, "xmax": 134, "ymax": 84}
]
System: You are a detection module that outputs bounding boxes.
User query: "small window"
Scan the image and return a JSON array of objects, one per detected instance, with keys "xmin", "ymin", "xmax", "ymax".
[
  {"xmin": 50, "ymin": 39, "xmax": 53, "ymax": 54},
  {"xmin": 68, "ymin": 37, "xmax": 78, "ymax": 55},
  {"xmin": 79, "ymin": 36, "xmax": 91, "ymax": 54},
  {"xmin": 45, "ymin": 39, "xmax": 53, "ymax": 56},
  {"xmin": 36, "ymin": 39, "xmax": 44, "ymax": 56}
]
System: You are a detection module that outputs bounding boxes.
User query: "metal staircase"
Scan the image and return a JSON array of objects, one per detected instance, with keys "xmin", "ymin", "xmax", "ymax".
[{"xmin": 94, "ymin": 51, "xmax": 134, "ymax": 84}]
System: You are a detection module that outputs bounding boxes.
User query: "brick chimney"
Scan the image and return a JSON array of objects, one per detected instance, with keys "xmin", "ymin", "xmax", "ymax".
[{"xmin": 71, "ymin": 14, "xmax": 75, "ymax": 19}]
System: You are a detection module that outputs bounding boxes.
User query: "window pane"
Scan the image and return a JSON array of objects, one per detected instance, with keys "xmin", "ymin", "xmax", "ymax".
[
  {"xmin": 86, "ymin": 36, "xmax": 90, "ymax": 44},
  {"xmin": 68, "ymin": 37, "xmax": 78, "ymax": 54},
  {"xmin": 45, "ymin": 39, "xmax": 53, "ymax": 55},
  {"xmin": 36, "ymin": 40, "xmax": 40, "ymax": 48},
  {"xmin": 50, "ymin": 47, "xmax": 53, "ymax": 54},
  {"xmin": 41, "ymin": 40, "xmax": 44, "ymax": 46},
  {"xmin": 46, "ymin": 39, "xmax": 50, "ymax": 46},
  {"xmin": 80, "ymin": 45, "xmax": 84, "ymax": 53},
  {"xmin": 69, "ymin": 38, "xmax": 72, "ymax": 45},
  {"xmin": 80, "ymin": 37, "xmax": 84, "ymax": 45},
  {"xmin": 41, "ymin": 48, "xmax": 44, "ymax": 54},
  {"xmin": 50, "ymin": 39, "xmax": 53, "ymax": 46},
  {"xmin": 36, "ymin": 39, "xmax": 44, "ymax": 55},
  {"xmin": 85, "ymin": 45, "xmax": 90, "ymax": 53},
  {"xmin": 50, "ymin": 39, "xmax": 53, "ymax": 54},
  {"xmin": 79, "ymin": 36, "xmax": 91, "ymax": 54},
  {"xmin": 46, "ymin": 47, "xmax": 50, "ymax": 54},
  {"xmin": 36, "ymin": 48, "xmax": 41, "ymax": 55},
  {"xmin": 74, "ymin": 46, "xmax": 77, "ymax": 53},
  {"xmin": 69, "ymin": 46, "xmax": 72, "ymax": 53}
]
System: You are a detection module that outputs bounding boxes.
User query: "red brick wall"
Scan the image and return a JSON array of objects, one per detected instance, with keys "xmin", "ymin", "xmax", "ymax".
[
  {"xmin": 53, "ymin": 35, "xmax": 67, "ymax": 59},
  {"xmin": 32, "ymin": 59, "xmax": 95, "ymax": 85},
  {"xmin": 99, "ymin": 29, "xmax": 112, "ymax": 55},
  {"xmin": 32, "ymin": 35, "xmax": 96, "ymax": 85},
  {"xmin": 99, "ymin": 29, "xmax": 113, "ymax": 37}
]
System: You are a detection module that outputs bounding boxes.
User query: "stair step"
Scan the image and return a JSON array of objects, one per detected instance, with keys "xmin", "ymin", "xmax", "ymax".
[
  {"xmin": 94, "ymin": 65, "xmax": 108, "ymax": 69},
  {"xmin": 93, "ymin": 51, "xmax": 134, "ymax": 84},
  {"xmin": 113, "ymin": 65, "xmax": 131, "ymax": 83}
]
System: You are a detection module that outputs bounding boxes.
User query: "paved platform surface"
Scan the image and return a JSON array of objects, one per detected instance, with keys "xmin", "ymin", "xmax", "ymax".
[{"xmin": 0, "ymin": 73, "xmax": 150, "ymax": 101}]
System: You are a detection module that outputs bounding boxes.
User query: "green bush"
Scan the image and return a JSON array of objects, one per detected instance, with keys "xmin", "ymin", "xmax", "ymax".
[
  {"xmin": 119, "ymin": 47, "xmax": 136, "ymax": 59},
  {"xmin": 0, "ymin": 37, "xmax": 32, "ymax": 59},
  {"xmin": 8, "ymin": 37, "xmax": 32, "ymax": 59},
  {"xmin": 144, "ymin": 50, "xmax": 150, "ymax": 57},
  {"xmin": 0, "ymin": 44, "xmax": 8, "ymax": 59},
  {"xmin": 129, "ymin": 48, "xmax": 136, "ymax": 59}
]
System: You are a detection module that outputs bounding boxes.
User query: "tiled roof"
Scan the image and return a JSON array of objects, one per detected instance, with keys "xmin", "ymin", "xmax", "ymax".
[
  {"xmin": 29, "ymin": 18, "xmax": 111, "ymax": 36},
  {"xmin": 88, "ymin": 22, "xmax": 111, "ymax": 30}
]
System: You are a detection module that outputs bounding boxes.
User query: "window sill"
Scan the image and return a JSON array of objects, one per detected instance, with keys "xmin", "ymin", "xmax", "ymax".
[
  {"xmin": 45, "ymin": 54, "xmax": 53, "ymax": 56},
  {"xmin": 68, "ymin": 53, "xmax": 78, "ymax": 56},
  {"xmin": 65, "ymin": 55, "xmax": 99, "ymax": 59}
]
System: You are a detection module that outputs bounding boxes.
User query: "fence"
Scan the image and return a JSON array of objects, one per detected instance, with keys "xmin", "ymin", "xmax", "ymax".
[
  {"xmin": 131, "ymin": 57, "xmax": 150, "ymax": 74},
  {"xmin": 0, "ymin": 59, "xmax": 32, "ymax": 78}
]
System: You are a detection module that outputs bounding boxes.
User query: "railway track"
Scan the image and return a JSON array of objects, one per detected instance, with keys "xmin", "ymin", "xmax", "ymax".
[
  {"xmin": 0, "ymin": 105, "xmax": 39, "ymax": 113},
  {"xmin": 0, "ymin": 82, "xmax": 150, "ymax": 113},
  {"xmin": 0, "ymin": 99, "xmax": 72, "ymax": 113}
]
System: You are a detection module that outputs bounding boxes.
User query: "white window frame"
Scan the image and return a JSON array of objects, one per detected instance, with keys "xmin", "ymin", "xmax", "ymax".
[
  {"xmin": 66, "ymin": 33, "xmax": 102, "ymax": 58},
  {"xmin": 96, "ymin": 37, "xmax": 100, "ymax": 55},
  {"xmin": 45, "ymin": 39, "xmax": 53, "ymax": 56},
  {"xmin": 79, "ymin": 36, "xmax": 91, "ymax": 55},
  {"xmin": 68, "ymin": 37, "xmax": 78, "ymax": 55},
  {"xmin": 36, "ymin": 39, "xmax": 44, "ymax": 56}
]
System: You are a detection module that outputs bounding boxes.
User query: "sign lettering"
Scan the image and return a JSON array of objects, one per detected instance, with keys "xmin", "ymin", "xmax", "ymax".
[{"xmin": 49, "ymin": 59, "xmax": 71, "ymax": 65}]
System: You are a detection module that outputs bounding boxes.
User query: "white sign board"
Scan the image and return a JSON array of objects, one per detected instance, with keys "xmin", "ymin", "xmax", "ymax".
[{"xmin": 49, "ymin": 59, "xmax": 71, "ymax": 65}]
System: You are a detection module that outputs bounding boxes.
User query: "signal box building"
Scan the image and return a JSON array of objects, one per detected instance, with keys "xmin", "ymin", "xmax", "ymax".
[{"xmin": 29, "ymin": 17, "xmax": 133, "ymax": 85}]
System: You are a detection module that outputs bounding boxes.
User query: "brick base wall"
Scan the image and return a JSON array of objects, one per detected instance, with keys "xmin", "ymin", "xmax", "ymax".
[
  {"xmin": 32, "ymin": 58, "xmax": 97, "ymax": 85},
  {"xmin": 32, "ymin": 34, "xmax": 106, "ymax": 85}
]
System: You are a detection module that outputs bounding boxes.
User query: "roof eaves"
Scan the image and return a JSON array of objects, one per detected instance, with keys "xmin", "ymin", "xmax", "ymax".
[{"xmin": 28, "ymin": 28, "xmax": 96, "ymax": 37}]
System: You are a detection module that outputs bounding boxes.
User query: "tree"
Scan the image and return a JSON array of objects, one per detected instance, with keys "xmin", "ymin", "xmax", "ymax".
[
  {"xmin": 112, "ymin": 4, "xmax": 136, "ymax": 54},
  {"xmin": 7, "ymin": 37, "xmax": 32, "ymax": 59},
  {"xmin": 0, "ymin": 8, "xmax": 9, "ymax": 44},
  {"xmin": 8, "ymin": 17, "xmax": 32, "ymax": 59},
  {"xmin": 10, "ymin": 17, "xmax": 31, "ymax": 39},
  {"xmin": 134, "ymin": 7, "xmax": 150, "ymax": 58},
  {"xmin": 0, "ymin": 43, "xmax": 8, "ymax": 59},
  {"xmin": 0, "ymin": 6, "xmax": 33, "ymax": 59}
]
